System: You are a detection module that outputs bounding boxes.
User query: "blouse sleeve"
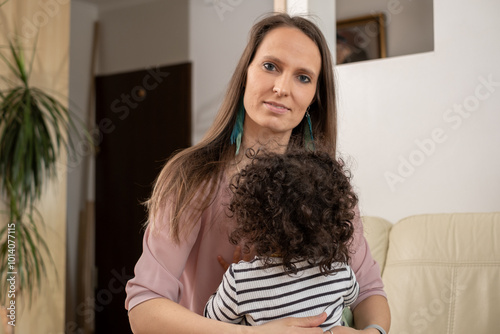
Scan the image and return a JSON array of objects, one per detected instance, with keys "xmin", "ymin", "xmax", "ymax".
[
  {"xmin": 124, "ymin": 212, "xmax": 202, "ymax": 311},
  {"xmin": 348, "ymin": 205, "xmax": 387, "ymax": 309}
]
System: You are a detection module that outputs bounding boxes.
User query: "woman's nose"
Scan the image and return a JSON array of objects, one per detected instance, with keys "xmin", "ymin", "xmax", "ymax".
[{"xmin": 273, "ymin": 75, "xmax": 291, "ymax": 97}]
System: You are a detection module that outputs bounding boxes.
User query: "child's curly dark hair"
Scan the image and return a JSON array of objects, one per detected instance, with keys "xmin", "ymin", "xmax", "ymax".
[{"xmin": 229, "ymin": 148, "xmax": 358, "ymax": 275}]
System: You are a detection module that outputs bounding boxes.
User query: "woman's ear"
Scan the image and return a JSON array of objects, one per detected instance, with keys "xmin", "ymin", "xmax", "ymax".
[{"xmin": 310, "ymin": 96, "xmax": 317, "ymax": 107}]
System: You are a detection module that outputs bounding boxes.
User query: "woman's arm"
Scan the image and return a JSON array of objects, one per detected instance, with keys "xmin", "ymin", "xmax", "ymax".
[
  {"xmin": 346, "ymin": 206, "xmax": 391, "ymax": 333},
  {"xmin": 352, "ymin": 295, "xmax": 390, "ymax": 332},
  {"xmin": 129, "ymin": 298, "xmax": 237, "ymax": 334},
  {"xmin": 129, "ymin": 298, "xmax": 328, "ymax": 334}
]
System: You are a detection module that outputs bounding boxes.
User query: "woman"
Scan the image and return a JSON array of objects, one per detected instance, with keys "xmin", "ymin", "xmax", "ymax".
[{"xmin": 126, "ymin": 13, "xmax": 390, "ymax": 334}]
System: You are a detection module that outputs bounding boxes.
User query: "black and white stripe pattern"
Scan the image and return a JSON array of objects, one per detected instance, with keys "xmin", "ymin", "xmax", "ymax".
[{"xmin": 204, "ymin": 258, "xmax": 359, "ymax": 329}]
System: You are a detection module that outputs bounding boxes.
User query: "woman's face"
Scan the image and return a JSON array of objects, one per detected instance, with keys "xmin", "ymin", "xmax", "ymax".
[{"xmin": 243, "ymin": 26, "xmax": 321, "ymax": 147}]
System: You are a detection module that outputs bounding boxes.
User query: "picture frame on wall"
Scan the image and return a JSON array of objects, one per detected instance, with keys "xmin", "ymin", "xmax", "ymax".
[{"xmin": 336, "ymin": 13, "xmax": 387, "ymax": 64}]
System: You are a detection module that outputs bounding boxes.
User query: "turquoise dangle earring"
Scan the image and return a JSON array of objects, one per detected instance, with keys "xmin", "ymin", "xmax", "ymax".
[
  {"xmin": 230, "ymin": 97, "xmax": 245, "ymax": 155},
  {"xmin": 304, "ymin": 107, "xmax": 315, "ymax": 151}
]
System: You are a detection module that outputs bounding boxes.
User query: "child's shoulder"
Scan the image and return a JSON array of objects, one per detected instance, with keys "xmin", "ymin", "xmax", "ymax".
[{"xmin": 230, "ymin": 256, "xmax": 283, "ymax": 272}]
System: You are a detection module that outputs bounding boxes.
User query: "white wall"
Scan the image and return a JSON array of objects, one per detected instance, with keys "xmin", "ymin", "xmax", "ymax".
[
  {"xmin": 308, "ymin": 0, "xmax": 336, "ymax": 58},
  {"xmin": 336, "ymin": 0, "xmax": 434, "ymax": 58},
  {"xmin": 189, "ymin": 0, "xmax": 274, "ymax": 144},
  {"xmin": 97, "ymin": 0, "xmax": 189, "ymax": 75},
  {"xmin": 334, "ymin": 0, "xmax": 500, "ymax": 222}
]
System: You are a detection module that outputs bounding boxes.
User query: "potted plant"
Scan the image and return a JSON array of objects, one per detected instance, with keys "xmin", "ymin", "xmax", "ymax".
[{"xmin": 0, "ymin": 37, "xmax": 89, "ymax": 333}]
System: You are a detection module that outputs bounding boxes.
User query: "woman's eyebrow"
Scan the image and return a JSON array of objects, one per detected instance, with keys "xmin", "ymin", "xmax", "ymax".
[{"xmin": 261, "ymin": 55, "xmax": 317, "ymax": 78}]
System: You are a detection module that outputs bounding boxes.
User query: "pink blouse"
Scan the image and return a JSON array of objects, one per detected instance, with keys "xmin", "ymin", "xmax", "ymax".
[{"xmin": 125, "ymin": 176, "xmax": 386, "ymax": 315}]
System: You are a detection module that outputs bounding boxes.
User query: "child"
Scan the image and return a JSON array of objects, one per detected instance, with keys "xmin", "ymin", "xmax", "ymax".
[{"xmin": 204, "ymin": 148, "xmax": 359, "ymax": 330}]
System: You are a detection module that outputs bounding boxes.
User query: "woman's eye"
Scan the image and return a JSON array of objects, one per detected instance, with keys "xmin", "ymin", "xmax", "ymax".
[
  {"xmin": 298, "ymin": 75, "xmax": 311, "ymax": 83},
  {"xmin": 263, "ymin": 62, "xmax": 276, "ymax": 71}
]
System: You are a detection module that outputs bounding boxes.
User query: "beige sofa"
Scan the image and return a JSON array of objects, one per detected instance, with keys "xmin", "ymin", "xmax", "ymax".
[{"xmin": 362, "ymin": 212, "xmax": 500, "ymax": 334}]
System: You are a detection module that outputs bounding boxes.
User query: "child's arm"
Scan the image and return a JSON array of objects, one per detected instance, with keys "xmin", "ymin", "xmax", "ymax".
[
  {"xmin": 203, "ymin": 264, "xmax": 244, "ymax": 324},
  {"xmin": 344, "ymin": 266, "xmax": 360, "ymax": 306}
]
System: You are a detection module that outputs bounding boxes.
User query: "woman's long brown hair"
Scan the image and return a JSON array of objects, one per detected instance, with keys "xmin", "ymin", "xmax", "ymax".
[{"xmin": 146, "ymin": 13, "xmax": 338, "ymax": 242}]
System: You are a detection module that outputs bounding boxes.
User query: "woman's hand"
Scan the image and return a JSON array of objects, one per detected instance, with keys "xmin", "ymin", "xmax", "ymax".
[
  {"xmin": 217, "ymin": 246, "xmax": 254, "ymax": 271},
  {"xmin": 254, "ymin": 313, "xmax": 328, "ymax": 333}
]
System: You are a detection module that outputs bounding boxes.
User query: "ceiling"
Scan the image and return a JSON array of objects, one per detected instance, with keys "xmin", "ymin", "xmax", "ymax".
[{"xmin": 75, "ymin": 0, "xmax": 163, "ymax": 12}]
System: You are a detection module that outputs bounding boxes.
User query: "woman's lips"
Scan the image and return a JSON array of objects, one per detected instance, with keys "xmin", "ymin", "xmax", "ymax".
[{"xmin": 264, "ymin": 101, "xmax": 290, "ymax": 114}]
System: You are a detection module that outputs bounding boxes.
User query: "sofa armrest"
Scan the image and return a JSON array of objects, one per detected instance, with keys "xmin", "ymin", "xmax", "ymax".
[
  {"xmin": 361, "ymin": 216, "xmax": 392, "ymax": 274},
  {"xmin": 383, "ymin": 212, "xmax": 500, "ymax": 334}
]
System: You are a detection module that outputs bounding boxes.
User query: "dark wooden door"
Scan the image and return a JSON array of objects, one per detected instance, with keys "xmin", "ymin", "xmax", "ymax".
[{"xmin": 94, "ymin": 63, "xmax": 191, "ymax": 333}]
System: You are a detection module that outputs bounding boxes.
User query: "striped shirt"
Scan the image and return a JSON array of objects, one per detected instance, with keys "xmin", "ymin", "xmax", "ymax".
[{"xmin": 204, "ymin": 257, "xmax": 359, "ymax": 329}]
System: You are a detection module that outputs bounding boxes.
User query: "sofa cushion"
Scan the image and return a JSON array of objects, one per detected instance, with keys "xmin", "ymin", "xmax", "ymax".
[
  {"xmin": 362, "ymin": 216, "xmax": 392, "ymax": 274},
  {"xmin": 382, "ymin": 212, "xmax": 500, "ymax": 334}
]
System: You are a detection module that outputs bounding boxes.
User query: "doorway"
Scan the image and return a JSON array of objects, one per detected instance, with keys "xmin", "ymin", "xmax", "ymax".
[{"xmin": 94, "ymin": 62, "xmax": 191, "ymax": 333}]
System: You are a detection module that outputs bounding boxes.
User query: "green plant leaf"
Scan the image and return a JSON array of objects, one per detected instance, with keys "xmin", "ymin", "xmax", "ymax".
[
  {"xmin": 9, "ymin": 39, "xmax": 28, "ymax": 85},
  {"xmin": 0, "ymin": 34, "xmax": 89, "ymax": 307},
  {"xmin": 0, "ymin": 207, "xmax": 55, "ymax": 306}
]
